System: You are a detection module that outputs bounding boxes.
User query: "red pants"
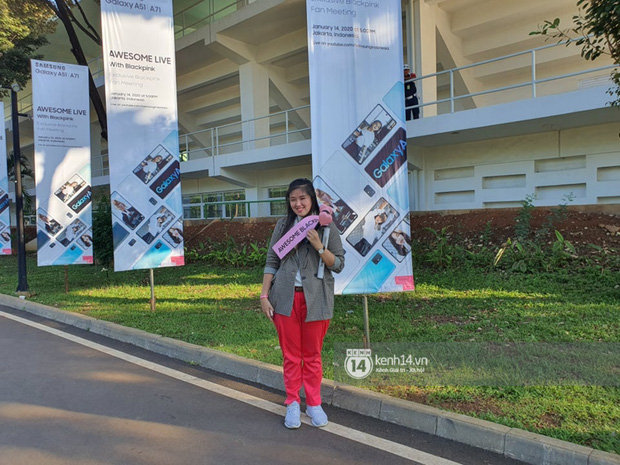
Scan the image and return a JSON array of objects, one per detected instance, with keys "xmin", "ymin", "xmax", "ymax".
[{"xmin": 274, "ymin": 291, "xmax": 330, "ymax": 406}]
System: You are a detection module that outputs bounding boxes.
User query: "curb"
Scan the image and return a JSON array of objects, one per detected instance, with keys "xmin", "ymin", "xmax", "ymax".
[{"xmin": 1, "ymin": 293, "xmax": 618, "ymax": 465}]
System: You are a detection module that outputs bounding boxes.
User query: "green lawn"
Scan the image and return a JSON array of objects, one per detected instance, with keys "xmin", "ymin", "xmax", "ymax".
[{"xmin": 0, "ymin": 254, "xmax": 618, "ymax": 453}]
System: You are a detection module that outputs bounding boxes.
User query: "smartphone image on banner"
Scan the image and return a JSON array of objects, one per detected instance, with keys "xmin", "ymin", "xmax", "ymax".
[
  {"xmin": 342, "ymin": 250, "xmax": 396, "ymax": 295},
  {"xmin": 110, "ymin": 191, "xmax": 145, "ymax": 230},
  {"xmin": 132, "ymin": 144, "xmax": 174, "ymax": 185},
  {"xmin": 36, "ymin": 208, "xmax": 63, "ymax": 237},
  {"xmin": 382, "ymin": 220, "xmax": 412, "ymax": 263},
  {"xmin": 313, "ymin": 176, "xmax": 359, "ymax": 234},
  {"xmin": 54, "ymin": 174, "xmax": 88, "ymax": 204},
  {"xmin": 112, "ymin": 222, "xmax": 130, "ymax": 250},
  {"xmin": 163, "ymin": 220, "xmax": 184, "ymax": 249},
  {"xmin": 0, "ymin": 193, "xmax": 9, "ymax": 215},
  {"xmin": 345, "ymin": 197, "xmax": 399, "ymax": 257},
  {"xmin": 341, "ymin": 104, "xmax": 397, "ymax": 165},
  {"xmin": 57, "ymin": 218, "xmax": 87, "ymax": 248}
]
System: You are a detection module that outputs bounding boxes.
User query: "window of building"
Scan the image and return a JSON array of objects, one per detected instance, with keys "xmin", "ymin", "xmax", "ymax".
[
  {"xmin": 182, "ymin": 194, "xmax": 203, "ymax": 219},
  {"xmin": 223, "ymin": 190, "xmax": 247, "ymax": 218},
  {"xmin": 203, "ymin": 192, "xmax": 221, "ymax": 219},
  {"xmin": 268, "ymin": 186, "xmax": 287, "ymax": 216},
  {"xmin": 182, "ymin": 190, "xmax": 247, "ymax": 220}
]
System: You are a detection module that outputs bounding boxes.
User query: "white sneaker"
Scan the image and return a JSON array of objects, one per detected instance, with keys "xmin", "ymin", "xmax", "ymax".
[
  {"xmin": 284, "ymin": 401, "xmax": 301, "ymax": 429},
  {"xmin": 306, "ymin": 405, "xmax": 328, "ymax": 427}
]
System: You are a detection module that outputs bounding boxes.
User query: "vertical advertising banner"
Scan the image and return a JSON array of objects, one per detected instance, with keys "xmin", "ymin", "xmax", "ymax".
[
  {"xmin": 32, "ymin": 60, "xmax": 93, "ymax": 266},
  {"xmin": 101, "ymin": 0, "xmax": 184, "ymax": 272},
  {"xmin": 0, "ymin": 106, "xmax": 11, "ymax": 255},
  {"xmin": 307, "ymin": 0, "xmax": 414, "ymax": 295}
]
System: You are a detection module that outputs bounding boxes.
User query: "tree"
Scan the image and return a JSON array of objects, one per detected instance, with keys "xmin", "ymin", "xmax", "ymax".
[
  {"xmin": 0, "ymin": 0, "xmax": 53, "ymax": 50},
  {"xmin": 92, "ymin": 195, "xmax": 114, "ymax": 267},
  {"xmin": 0, "ymin": 0, "xmax": 53, "ymax": 92},
  {"xmin": 531, "ymin": 0, "xmax": 620, "ymax": 105},
  {"xmin": 33, "ymin": 0, "xmax": 108, "ymax": 139},
  {"xmin": 1, "ymin": 0, "xmax": 108, "ymax": 139}
]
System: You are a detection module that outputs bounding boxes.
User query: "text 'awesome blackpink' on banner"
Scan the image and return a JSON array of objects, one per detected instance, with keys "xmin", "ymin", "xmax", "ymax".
[
  {"xmin": 101, "ymin": 0, "xmax": 184, "ymax": 272},
  {"xmin": 307, "ymin": 0, "xmax": 414, "ymax": 295},
  {"xmin": 0, "ymin": 106, "xmax": 11, "ymax": 255},
  {"xmin": 32, "ymin": 60, "xmax": 93, "ymax": 266}
]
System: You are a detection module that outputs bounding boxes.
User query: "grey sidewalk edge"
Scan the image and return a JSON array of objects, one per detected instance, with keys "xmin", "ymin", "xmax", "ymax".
[{"xmin": 1, "ymin": 293, "xmax": 618, "ymax": 465}]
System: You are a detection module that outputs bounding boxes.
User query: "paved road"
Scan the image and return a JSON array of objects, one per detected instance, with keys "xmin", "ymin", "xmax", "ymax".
[{"xmin": 0, "ymin": 306, "xmax": 526, "ymax": 465}]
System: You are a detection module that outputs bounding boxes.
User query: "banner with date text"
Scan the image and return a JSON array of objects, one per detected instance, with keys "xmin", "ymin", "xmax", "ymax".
[
  {"xmin": 306, "ymin": 0, "xmax": 414, "ymax": 295},
  {"xmin": 101, "ymin": 0, "xmax": 184, "ymax": 272},
  {"xmin": 0, "ymin": 106, "xmax": 11, "ymax": 255},
  {"xmin": 32, "ymin": 60, "xmax": 93, "ymax": 266}
]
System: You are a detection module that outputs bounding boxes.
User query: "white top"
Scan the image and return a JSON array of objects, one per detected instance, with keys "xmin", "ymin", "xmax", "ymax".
[
  {"xmin": 65, "ymin": 227, "xmax": 76, "ymax": 242},
  {"xmin": 144, "ymin": 160, "xmax": 157, "ymax": 174},
  {"xmin": 362, "ymin": 209, "xmax": 384, "ymax": 244},
  {"xmin": 148, "ymin": 216, "xmax": 161, "ymax": 236},
  {"xmin": 356, "ymin": 128, "xmax": 375, "ymax": 148}
]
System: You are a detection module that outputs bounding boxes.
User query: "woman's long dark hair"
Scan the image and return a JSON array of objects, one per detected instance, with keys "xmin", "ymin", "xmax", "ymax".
[
  {"xmin": 282, "ymin": 178, "xmax": 320, "ymax": 235},
  {"xmin": 388, "ymin": 229, "xmax": 411, "ymax": 256}
]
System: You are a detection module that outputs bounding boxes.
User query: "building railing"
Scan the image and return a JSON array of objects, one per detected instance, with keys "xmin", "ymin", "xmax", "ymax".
[
  {"xmin": 179, "ymin": 105, "xmax": 311, "ymax": 162},
  {"xmin": 174, "ymin": 0, "xmax": 248, "ymax": 38},
  {"xmin": 6, "ymin": 32, "xmax": 615, "ymax": 164},
  {"xmin": 183, "ymin": 198, "xmax": 286, "ymax": 219},
  {"xmin": 92, "ymin": 157, "xmax": 109, "ymax": 178},
  {"xmin": 408, "ymin": 37, "xmax": 617, "ymax": 116},
  {"xmin": 179, "ymin": 41, "xmax": 615, "ymax": 160},
  {"xmin": 89, "ymin": 56, "xmax": 104, "ymax": 80}
]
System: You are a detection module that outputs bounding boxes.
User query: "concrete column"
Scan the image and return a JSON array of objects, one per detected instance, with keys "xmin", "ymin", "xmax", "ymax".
[
  {"xmin": 239, "ymin": 62, "xmax": 270, "ymax": 150},
  {"xmin": 413, "ymin": 0, "xmax": 437, "ymax": 117},
  {"xmin": 405, "ymin": 0, "xmax": 414, "ymax": 72},
  {"xmin": 244, "ymin": 186, "xmax": 259, "ymax": 218}
]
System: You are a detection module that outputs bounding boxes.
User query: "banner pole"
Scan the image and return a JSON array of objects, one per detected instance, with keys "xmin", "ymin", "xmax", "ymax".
[
  {"xmin": 64, "ymin": 266, "xmax": 69, "ymax": 294},
  {"xmin": 362, "ymin": 295, "xmax": 371, "ymax": 349},
  {"xmin": 10, "ymin": 87, "xmax": 29, "ymax": 293},
  {"xmin": 149, "ymin": 268, "xmax": 156, "ymax": 312}
]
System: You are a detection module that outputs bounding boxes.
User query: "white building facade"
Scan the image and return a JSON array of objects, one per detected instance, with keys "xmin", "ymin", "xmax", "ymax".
[{"xmin": 3, "ymin": 0, "xmax": 619, "ymax": 223}]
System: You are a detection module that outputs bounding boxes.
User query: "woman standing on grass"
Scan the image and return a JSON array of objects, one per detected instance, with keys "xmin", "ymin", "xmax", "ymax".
[{"xmin": 260, "ymin": 178, "xmax": 345, "ymax": 429}]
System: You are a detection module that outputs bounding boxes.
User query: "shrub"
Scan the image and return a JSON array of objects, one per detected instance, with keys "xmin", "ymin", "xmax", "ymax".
[
  {"xmin": 514, "ymin": 194, "xmax": 536, "ymax": 242},
  {"xmin": 92, "ymin": 196, "xmax": 114, "ymax": 267},
  {"xmin": 536, "ymin": 193, "xmax": 574, "ymax": 239},
  {"xmin": 185, "ymin": 237, "xmax": 267, "ymax": 268}
]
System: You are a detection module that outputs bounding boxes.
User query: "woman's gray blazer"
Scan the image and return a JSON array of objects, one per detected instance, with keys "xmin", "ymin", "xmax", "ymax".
[{"xmin": 264, "ymin": 218, "xmax": 345, "ymax": 322}]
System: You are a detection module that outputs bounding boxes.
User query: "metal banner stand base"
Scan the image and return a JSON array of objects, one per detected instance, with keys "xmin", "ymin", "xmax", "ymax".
[
  {"xmin": 149, "ymin": 268, "xmax": 156, "ymax": 312},
  {"xmin": 363, "ymin": 295, "xmax": 371, "ymax": 349}
]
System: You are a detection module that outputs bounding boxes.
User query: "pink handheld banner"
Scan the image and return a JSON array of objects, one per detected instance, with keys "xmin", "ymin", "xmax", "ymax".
[{"xmin": 273, "ymin": 215, "xmax": 319, "ymax": 259}]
